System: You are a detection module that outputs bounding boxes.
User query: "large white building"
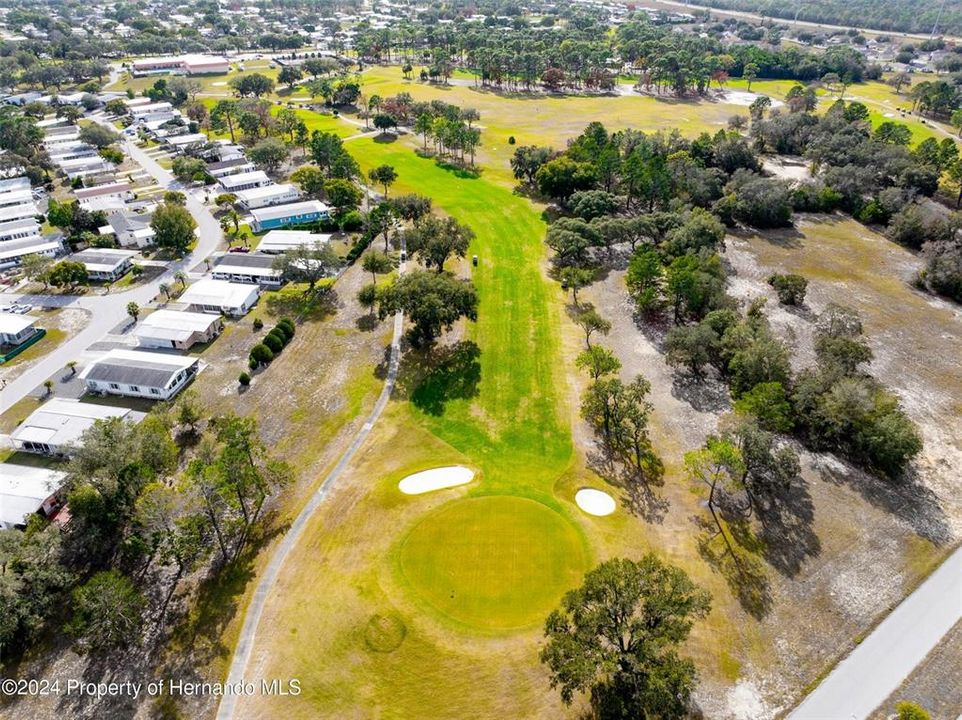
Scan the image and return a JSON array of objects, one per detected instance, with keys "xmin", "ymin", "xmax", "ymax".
[
  {"xmin": 131, "ymin": 55, "xmax": 230, "ymax": 76},
  {"xmin": 80, "ymin": 349, "xmax": 200, "ymax": 400},
  {"xmin": 10, "ymin": 398, "xmax": 144, "ymax": 456},
  {"xmin": 133, "ymin": 309, "xmax": 223, "ymax": 350},
  {"xmin": 178, "ymin": 279, "xmax": 260, "ymax": 317}
]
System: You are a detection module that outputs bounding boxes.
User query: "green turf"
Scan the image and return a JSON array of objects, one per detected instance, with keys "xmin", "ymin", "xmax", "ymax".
[
  {"xmin": 397, "ymin": 496, "xmax": 587, "ymax": 631},
  {"xmin": 346, "ymin": 138, "xmax": 591, "ymax": 630}
]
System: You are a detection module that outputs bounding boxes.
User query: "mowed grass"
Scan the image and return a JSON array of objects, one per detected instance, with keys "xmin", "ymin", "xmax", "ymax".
[
  {"xmin": 398, "ymin": 496, "xmax": 587, "ymax": 631},
  {"xmin": 350, "ymin": 137, "xmax": 573, "ymax": 490}
]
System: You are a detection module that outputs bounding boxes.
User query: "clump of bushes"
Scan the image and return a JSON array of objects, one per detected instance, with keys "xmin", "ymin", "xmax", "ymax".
[
  {"xmin": 247, "ymin": 318, "xmax": 296, "ymax": 368},
  {"xmin": 253, "ymin": 317, "xmax": 264, "ymax": 330},
  {"xmin": 767, "ymin": 273, "xmax": 808, "ymax": 305},
  {"xmin": 239, "ymin": 372, "xmax": 251, "ymax": 386}
]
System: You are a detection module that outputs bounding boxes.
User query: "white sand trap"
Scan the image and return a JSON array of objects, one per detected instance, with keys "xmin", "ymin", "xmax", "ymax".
[
  {"xmin": 575, "ymin": 488, "xmax": 616, "ymax": 516},
  {"xmin": 212, "ymin": 81, "xmax": 227, "ymax": 86},
  {"xmin": 399, "ymin": 466, "xmax": 474, "ymax": 495},
  {"xmin": 720, "ymin": 90, "xmax": 785, "ymax": 108}
]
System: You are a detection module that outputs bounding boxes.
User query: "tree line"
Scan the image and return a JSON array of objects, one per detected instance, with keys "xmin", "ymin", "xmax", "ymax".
[{"xmin": 0, "ymin": 402, "xmax": 289, "ymax": 662}]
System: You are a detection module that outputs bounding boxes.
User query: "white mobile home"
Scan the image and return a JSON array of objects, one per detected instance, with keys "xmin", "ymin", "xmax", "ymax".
[
  {"xmin": 0, "ymin": 464, "xmax": 67, "ymax": 529},
  {"xmin": 234, "ymin": 183, "xmax": 301, "ymax": 210},
  {"xmin": 0, "ymin": 312, "xmax": 38, "ymax": 346},
  {"xmin": 10, "ymin": 398, "xmax": 144, "ymax": 456},
  {"xmin": 257, "ymin": 230, "xmax": 331, "ymax": 253},
  {"xmin": 178, "ymin": 278, "xmax": 259, "ymax": 316},
  {"xmin": 212, "ymin": 252, "xmax": 284, "ymax": 287},
  {"xmin": 218, "ymin": 170, "xmax": 271, "ymax": 193},
  {"xmin": 134, "ymin": 309, "xmax": 223, "ymax": 350},
  {"xmin": 71, "ymin": 248, "xmax": 136, "ymax": 281},
  {"xmin": 80, "ymin": 349, "xmax": 200, "ymax": 400}
]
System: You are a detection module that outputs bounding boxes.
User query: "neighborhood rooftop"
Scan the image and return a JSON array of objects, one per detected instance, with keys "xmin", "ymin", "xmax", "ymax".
[{"xmin": 10, "ymin": 399, "xmax": 143, "ymax": 453}]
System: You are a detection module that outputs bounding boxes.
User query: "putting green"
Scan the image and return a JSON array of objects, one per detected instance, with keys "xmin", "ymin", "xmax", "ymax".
[{"xmin": 397, "ymin": 495, "xmax": 587, "ymax": 631}]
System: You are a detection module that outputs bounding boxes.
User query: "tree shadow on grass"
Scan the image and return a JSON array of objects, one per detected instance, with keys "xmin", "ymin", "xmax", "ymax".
[
  {"xmin": 694, "ymin": 514, "xmax": 773, "ymax": 620},
  {"xmin": 265, "ymin": 285, "xmax": 339, "ymax": 322},
  {"xmin": 813, "ymin": 455, "xmax": 952, "ymax": 546},
  {"xmin": 755, "ymin": 476, "xmax": 822, "ymax": 578},
  {"xmin": 586, "ymin": 447, "xmax": 669, "ymax": 524},
  {"xmin": 392, "ymin": 340, "xmax": 482, "ymax": 416}
]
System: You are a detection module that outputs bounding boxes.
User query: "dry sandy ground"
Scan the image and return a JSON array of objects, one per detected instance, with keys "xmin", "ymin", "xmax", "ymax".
[{"xmin": 580, "ymin": 214, "xmax": 962, "ymax": 719}]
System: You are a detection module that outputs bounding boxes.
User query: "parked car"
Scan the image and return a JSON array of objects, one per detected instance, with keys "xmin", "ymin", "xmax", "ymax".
[{"xmin": 228, "ymin": 246, "xmax": 250, "ymax": 253}]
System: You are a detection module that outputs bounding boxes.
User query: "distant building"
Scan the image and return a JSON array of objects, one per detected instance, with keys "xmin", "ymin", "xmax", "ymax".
[
  {"xmin": 71, "ymin": 248, "xmax": 136, "ymax": 281},
  {"xmin": 133, "ymin": 309, "xmax": 223, "ymax": 350},
  {"xmin": 0, "ymin": 464, "xmax": 68, "ymax": 529},
  {"xmin": 250, "ymin": 200, "xmax": 330, "ymax": 232},
  {"xmin": 178, "ymin": 278, "xmax": 260, "ymax": 317},
  {"xmin": 10, "ymin": 398, "xmax": 144, "ymax": 456},
  {"xmin": 234, "ymin": 183, "xmax": 301, "ymax": 210},
  {"xmin": 257, "ymin": 229, "xmax": 331, "ymax": 254},
  {"xmin": 80, "ymin": 349, "xmax": 200, "ymax": 400},
  {"xmin": 212, "ymin": 252, "xmax": 284, "ymax": 287},
  {"xmin": 164, "ymin": 133, "xmax": 209, "ymax": 151},
  {"xmin": 131, "ymin": 55, "xmax": 230, "ymax": 76}
]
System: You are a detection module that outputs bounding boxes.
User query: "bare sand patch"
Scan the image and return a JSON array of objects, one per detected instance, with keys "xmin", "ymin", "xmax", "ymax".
[
  {"xmin": 398, "ymin": 466, "xmax": 474, "ymax": 495},
  {"xmin": 575, "ymin": 488, "xmax": 616, "ymax": 516}
]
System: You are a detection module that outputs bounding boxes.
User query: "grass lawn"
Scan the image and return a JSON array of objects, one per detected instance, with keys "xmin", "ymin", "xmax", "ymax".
[
  {"xmin": 0, "ymin": 328, "xmax": 66, "ymax": 369},
  {"xmin": 397, "ymin": 496, "xmax": 587, "ymax": 631},
  {"xmin": 360, "ymin": 66, "xmax": 741, "ymax": 185}
]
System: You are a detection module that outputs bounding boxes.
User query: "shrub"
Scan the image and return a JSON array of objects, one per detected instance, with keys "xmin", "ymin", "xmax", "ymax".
[
  {"xmin": 767, "ymin": 273, "xmax": 808, "ymax": 305},
  {"xmin": 249, "ymin": 343, "xmax": 274, "ymax": 365},
  {"xmin": 340, "ymin": 210, "xmax": 363, "ymax": 231},
  {"xmin": 262, "ymin": 333, "xmax": 284, "ymax": 353},
  {"xmin": 508, "ymin": 135, "xmax": 516, "ymax": 145},
  {"xmin": 253, "ymin": 317, "xmax": 264, "ymax": 330},
  {"xmin": 239, "ymin": 372, "xmax": 251, "ymax": 386},
  {"xmin": 248, "ymin": 356, "xmax": 259, "ymax": 370},
  {"xmin": 267, "ymin": 327, "xmax": 289, "ymax": 346},
  {"xmin": 278, "ymin": 318, "xmax": 295, "ymax": 336},
  {"xmin": 271, "ymin": 324, "xmax": 292, "ymax": 343}
]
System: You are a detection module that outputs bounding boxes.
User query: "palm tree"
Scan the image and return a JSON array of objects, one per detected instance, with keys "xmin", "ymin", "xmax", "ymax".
[
  {"xmin": 159, "ymin": 282, "xmax": 171, "ymax": 301},
  {"xmin": 43, "ymin": 379, "xmax": 53, "ymax": 397},
  {"xmin": 174, "ymin": 270, "xmax": 187, "ymax": 288},
  {"xmin": 65, "ymin": 360, "xmax": 77, "ymax": 377}
]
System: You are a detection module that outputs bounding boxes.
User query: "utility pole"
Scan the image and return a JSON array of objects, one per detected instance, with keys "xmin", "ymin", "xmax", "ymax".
[{"xmin": 931, "ymin": 0, "xmax": 946, "ymax": 39}]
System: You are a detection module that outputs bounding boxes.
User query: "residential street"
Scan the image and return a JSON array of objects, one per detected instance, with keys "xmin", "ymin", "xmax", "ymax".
[
  {"xmin": 790, "ymin": 543, "xmax": 962, "ymax": 719},
  {"xmin": 0, "ymin": 132, "xmax": 223, "ymax": 414}
]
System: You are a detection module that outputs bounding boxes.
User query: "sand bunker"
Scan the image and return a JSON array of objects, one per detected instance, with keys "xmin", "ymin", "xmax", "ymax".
[
  {"xmin": 575, "ymin": 488, "xmax": 616, "ymax": 516},
  {"xmin": 720, "ymin": 90, "xmax": 785, "ymax": 108},
  {"xmin": 399, "ymin": 466, "xmax": 474, "ymax": 495}
]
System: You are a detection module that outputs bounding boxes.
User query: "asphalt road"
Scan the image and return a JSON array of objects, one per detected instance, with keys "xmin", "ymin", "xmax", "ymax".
[
  {"xmin": 790, "ymin": 543, "xmax": 962, "ymax": 719},
  {"xmin": 0, "ymin": 128, "xmax": 223, "ymax": 414}
]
